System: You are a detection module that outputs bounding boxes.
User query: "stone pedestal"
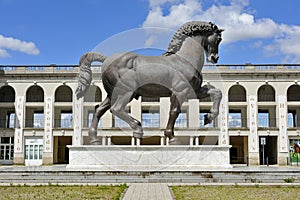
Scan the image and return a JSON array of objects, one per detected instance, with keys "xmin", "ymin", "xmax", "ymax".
[{"xmin": 67, "ymin": 145, "xmax": 232, "ymax": 171}]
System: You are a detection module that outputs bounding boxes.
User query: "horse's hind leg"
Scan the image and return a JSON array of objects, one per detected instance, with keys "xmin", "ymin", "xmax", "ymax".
[
  {"xmin": 110, "ymin": 93, "xmax": 143, "ymax": 138},
  {"xmin": 89, "ymin": 96, "xmax": 111, "ymax": 144},
  {"xmin": 165, "ymin": 94, "xmax": 183, "ymax": 145}
]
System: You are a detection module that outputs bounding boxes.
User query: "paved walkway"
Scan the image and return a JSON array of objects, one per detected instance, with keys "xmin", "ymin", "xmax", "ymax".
[{"xmin": 122, "ymin": 183, "xmax": 173, "ymax": 200}]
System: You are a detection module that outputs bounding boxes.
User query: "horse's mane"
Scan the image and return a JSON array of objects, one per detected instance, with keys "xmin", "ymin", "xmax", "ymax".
[{"xmin": 163, "ymin": 21, "xmax": 217, "ymax": 56}]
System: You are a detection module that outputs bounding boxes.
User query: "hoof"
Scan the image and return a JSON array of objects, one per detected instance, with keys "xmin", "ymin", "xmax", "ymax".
[
  {"xmin": 204, "ymin": 114, "xmax": 212, "ymax": 125},
  {"xmin": 90, "ymin": 139, "xmax": 101, "ymax": 145},
  {"xmin": 169, "ymin": 137, "xmax": 181, "ymax": 145},
  {"xmin": 164, "ymin": 129, "xmax": 174, "ymax": 138},
  {"xmin": 133, "ymin": 131, "xmax": 144, "ymax": 139}
]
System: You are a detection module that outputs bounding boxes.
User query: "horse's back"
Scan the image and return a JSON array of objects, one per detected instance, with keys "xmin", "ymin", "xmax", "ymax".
[{"xmin": 101, "ymin": 52, "xmax": 202, "ymax": 99}]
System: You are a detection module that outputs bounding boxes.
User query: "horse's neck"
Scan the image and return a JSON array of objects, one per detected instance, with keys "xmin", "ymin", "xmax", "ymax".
[{"xmin": 175, "ymin": 36, "xmax": 205, "ymax": 70}]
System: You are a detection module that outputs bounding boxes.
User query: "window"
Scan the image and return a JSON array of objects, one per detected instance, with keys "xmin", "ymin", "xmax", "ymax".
[
  {"xmin": 199, "ymin": 109, "xmax": 214, "ymax": 128},
  {"xmin": 0, "ymin": 137, "xmax": 14, "ymax": 161},
  {"xmin": 288, "ymin": 110, "xmax": 298, "ymax": 128},
  {"xmin": 258, "ymin": 111, "xmax": 269, "ymax": 127},
  {"xmin": 7, "ymin": 112, "xmax": 15, "ymax": 128},
  {"xmin": 142, "ymin": 108, "xmax": 160, "ymax": 127},
  {"xmin": 175, "ymin": 112, "xmax": 187, "ymax": 128},
  {"xmin": 228, "ymin": 108, "xmax": 247, "ymax": 128},
  {"xmin": 258, "ymin": 108, "xmax": 276, "ymax": 128},
  {"xmin": 229, "ymin": 112, "xmax": 242, "ymax": 128},
  {"xmin": 0, "ymin": 111, "xmax": 15, "ymax": 128},
  {"xmin": 114, "ymin": 116, "xmax": 130, "ymax": 128},
  {"xmin": 87, "ymin": 111, "xmax": 101, "ymax": 128},
  {"xmin": 60, "ymin": 112, "xmax": 72, "ymax": 128},
  {"xmin": 33, "ymin": 112, "xmax": 44, "ymax": 128},
  {"xmin": 113, "ymin": 107, "xmax": 130, "ymax": 128}
]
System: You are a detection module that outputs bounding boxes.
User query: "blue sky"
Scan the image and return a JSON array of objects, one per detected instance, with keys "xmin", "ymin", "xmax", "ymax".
[{"xmin": 1, "ymin": 0, "xmax": 300, "ymax": 65}]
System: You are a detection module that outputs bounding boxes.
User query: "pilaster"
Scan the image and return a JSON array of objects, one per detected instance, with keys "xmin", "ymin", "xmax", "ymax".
[
  {"xmin": 14, "ymin": 96, "xmax": 25, "ymax": 165},
  {"xmin": 219, "ymin": 95, "xmax": 229, "ymax": 145},
  {"xmin": 188, "ymin": 99, "xmax": 199, "ymax": 128},
  {"xmin": 73, "ymin": 96, "xmax": 83, "ymax": 145},
  {"xmin": 278, "ymin": 95, "xmax": 289, "ymax": 165},
  {"xmin": 160, "ymin": 97, "xmax": 170, "ymax": 128},
  {"xmin": 131, "ymin": 98, "xmax": 141, "ymax": 122},
  {"xmin": 248, "ymin": 95, "xmax": 259, "ymax": 165},
  {"xmin": 43, "ymin": 95, "xmax": 54, "ymax": 164}
]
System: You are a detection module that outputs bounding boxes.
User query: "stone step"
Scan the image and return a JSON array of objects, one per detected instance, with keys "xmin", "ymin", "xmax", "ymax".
[{"xmin": 0, "ymin": 170, "xmax": 300, "ymax": 184}]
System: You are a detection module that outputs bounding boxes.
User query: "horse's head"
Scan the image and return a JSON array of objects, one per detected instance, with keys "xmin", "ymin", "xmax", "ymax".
[{"xmin": 204, "ymin": 24, "xmax": 224, "ymax": 64}]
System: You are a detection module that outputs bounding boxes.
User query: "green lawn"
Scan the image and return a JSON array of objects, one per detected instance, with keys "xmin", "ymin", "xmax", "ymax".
[
  {"xmin": 0, "ymin": 184, "xmax": 127, "ymax": 200},
  {"xmin": 171, "ymin": 185, "xmax": 300, "ymax": 200}
]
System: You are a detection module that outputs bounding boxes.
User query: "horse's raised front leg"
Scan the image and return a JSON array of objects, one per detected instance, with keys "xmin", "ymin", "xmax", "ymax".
[
  {"xmin": 164, "ymin": 94, "xmax": 182, "ymax": 145},
  {"xmin": 204, "ymin": 88, "xmax": 222, "ymax": 125},
  {"xmin": 89, "ymin": 97, "xmax": 111, "ymax": 144},
  {"xmin": 110, "ymin": 93, "xmax": 144, "ymax": 139}
]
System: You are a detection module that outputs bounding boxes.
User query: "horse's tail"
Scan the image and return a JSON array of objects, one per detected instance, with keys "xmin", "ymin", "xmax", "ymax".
[{"xmin": 75, "ymin": 52, "xmax": 107, "ymax": 99}]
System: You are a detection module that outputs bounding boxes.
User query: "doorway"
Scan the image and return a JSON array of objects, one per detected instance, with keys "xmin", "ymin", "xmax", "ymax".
[
  {"xmin": 54, "ymin": 136, "xmax": 72, "ymax": 164},
  {"xmin": 230, "ymin": 136, "xmax": 248, "ymax": 164},
  {"xmin": 24, "ymin": 137, "xmax": 43, "ymax": 166},
  {"xmin": 259, "ymin": 136, "xmax": 277, "ymax": 165}
]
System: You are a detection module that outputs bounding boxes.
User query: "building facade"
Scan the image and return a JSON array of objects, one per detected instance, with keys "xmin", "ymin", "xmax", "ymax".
[{"xmin": 0, "ymin": 64, "xmax": 300, "ymax": 166}]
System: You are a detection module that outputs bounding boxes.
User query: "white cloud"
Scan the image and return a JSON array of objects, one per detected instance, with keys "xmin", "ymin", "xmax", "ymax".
[
  {"xmin": 0, "ymin": 49, "xmax": 9, "ymax": 58},
  {"xmin": 149, "ymin": 0, "xmax": 178, "ymax": 7},
  {"xmin": 0, "ymin": 34, "xmax": 40, "ymax": 58},
  {"xmin": 143, "ymin": 0, "xmax": 300, "ymax": 63}
]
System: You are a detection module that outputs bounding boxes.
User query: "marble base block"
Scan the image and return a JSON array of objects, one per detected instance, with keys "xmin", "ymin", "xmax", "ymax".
[{"xmin": 67, "ymin": 145, "xmax": 232, "ymax": 171}]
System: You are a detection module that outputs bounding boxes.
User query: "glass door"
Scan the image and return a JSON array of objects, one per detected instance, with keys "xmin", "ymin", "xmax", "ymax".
[{"xmin": 24, "ymin": 137, "xmax": 43, "ymax": 166}]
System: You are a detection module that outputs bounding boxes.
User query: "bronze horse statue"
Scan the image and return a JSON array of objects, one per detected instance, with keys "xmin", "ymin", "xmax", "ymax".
[{"xmin": 76, "ymin": 21, "xmax": 224, "ymax": 144}]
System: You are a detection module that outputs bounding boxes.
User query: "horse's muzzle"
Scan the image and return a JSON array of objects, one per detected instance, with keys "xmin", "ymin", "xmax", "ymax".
[{"xmin": 207, "ymin": 55, "xmax": 219, "ymax": 64}]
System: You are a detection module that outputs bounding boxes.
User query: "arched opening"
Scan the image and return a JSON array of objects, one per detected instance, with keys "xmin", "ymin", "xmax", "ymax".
[
  {"xmin": 287, "ymin": 85, "xmax": 300, "ymax": 101},
  {"xmin": 228, "ymin": 85, "xmax": 246, "ymax": 102},
  {"xmin": 0, "ymin": 86, "xmax": 16, "ymax": 129},
  {"xmin": 199, "ymin": 85, "xmax": 216, "ymax": 102},
  {"xmin": 25, "ymin": 86, "xmax": 44, "ymax": 128},
  {"xmin": 84, "ymin": 86, "xmax": 102, "ymax": 102},
  {"xmin": 0, "ymin": 86, "xmax": 15, "ymax": 102},
  {"xmin": 287, "ymin": 85, "xmax": 300, "ymax": 128},
  {"xmin": 257, "ymin": 85, "xmax": 275, "ymax": 102},
  {"xmin": 26, "ymin": 85, "xmax": 44, "ymax": 102},
  {"xmin": 55, "ymin": 85, "xmax": 72, "ymax": 102},
  {"xmin": 141, "ymin": 96, "xmax": 160, "ymax": 102}
]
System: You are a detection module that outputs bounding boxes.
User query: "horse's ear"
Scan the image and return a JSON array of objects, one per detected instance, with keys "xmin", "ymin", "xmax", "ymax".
[{"xmin": 218, "ymin": 29, "xmax": 225, "ymax": 33}]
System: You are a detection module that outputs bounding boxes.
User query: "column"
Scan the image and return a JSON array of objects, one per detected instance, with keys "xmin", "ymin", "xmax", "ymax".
[
  {"xmin": 219, "ymin": 95, "xmax": 229, "ymax": 145},
  {"xmin": 100, "ymin": 85, "xmax": 112, "ymax": 128},
  {"xmin": 248, "ymin": 95, "xmax": 259, "ymax": 165},
  {"xmin": 188, "ymin": 99, "xmax": 199, "ymax": 128},
  {"xmin": 278, "ymin": 95, "xmax": 289, "ymax": 165},
  {"xmin": 43, "ymin": 96, "xmax": 54, "ymax": 164},
  {"xmin": 130, "ymin": 98, "xmax": 141, "ymax": 123},
  {"xmin": 14, "ymin": 96, "xmax": 25, "ymax": 164},
  {"xmin": 160, "ymin": 97, "xmax": 170, "ymax": 128},
  {"xmin": 102, "ymin": 112, "xmax": 113, "ymax": 128},
  {"xmin": 73, "ymin": 96, "xmax": 83, "ymax": 145}
]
